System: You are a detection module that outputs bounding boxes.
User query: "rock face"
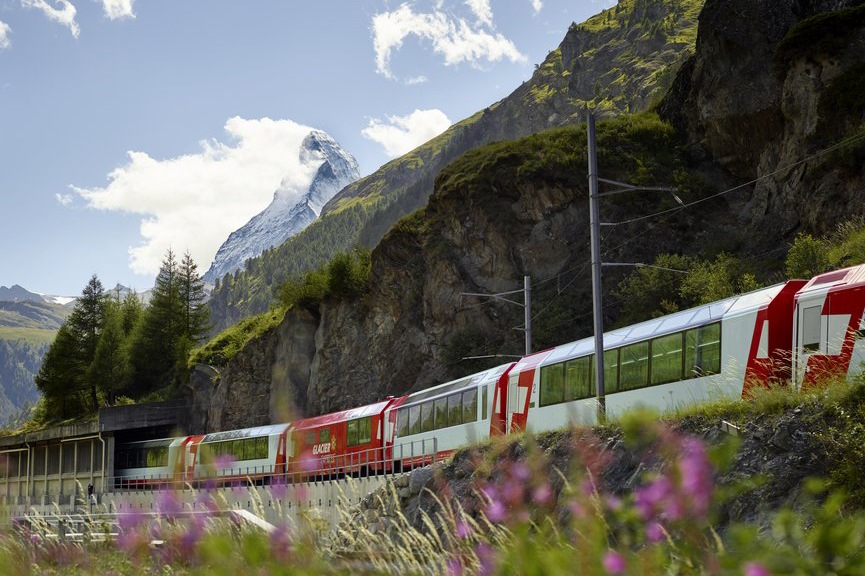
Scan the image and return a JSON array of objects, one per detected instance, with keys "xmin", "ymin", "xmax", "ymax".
[
  {"xmin": 202, "ymin": 131, "xmax": 359, "ymax": 285},
  {"xmin": 190, "ymin": 0, "xmax": 865, "ymax": 429},
  {"xmin": 658, "ymin": 0, "xmax": 865, "ymax": 242},
  {"xmin": 189, "ymin": 309, "xmax": 318, "ymax": 431}
]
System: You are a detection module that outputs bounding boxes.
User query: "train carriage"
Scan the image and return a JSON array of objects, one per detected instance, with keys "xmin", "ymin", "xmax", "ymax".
[
  {"xmin": 389, "ymin": 363, "xmax": 513, "ymax": 470},
  {"xmin": 189, "ymin": 424, "xmax": 290, "ymax": 484},
  {"xmin": 793, "ymin": 264, "xmax": 865, "ymax": 389},
  {"xmin": 115, "ymin": 436, "xmax": 189, "ymax": 489},
  {"xmin": 513, "ymin": 281, "xmax": 805, "ymax": 433},
  {"xmin": 286, "ymin": 398, "xmax": 403, "ymax": 479}
]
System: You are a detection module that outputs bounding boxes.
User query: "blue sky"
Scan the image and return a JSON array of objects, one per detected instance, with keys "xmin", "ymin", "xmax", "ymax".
[{"xmin": 0, "ymin": 0, "xmax": 613, "ymax": 296}]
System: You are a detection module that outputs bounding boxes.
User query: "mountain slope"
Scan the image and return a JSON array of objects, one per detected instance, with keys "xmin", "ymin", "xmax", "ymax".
[
  {"xmin": 0, "ymin": 301, "xmax": 69, "ymax": 425},
  {"xmin": 203, "ymin": 130, "xmax": 359, "ymax": 285},
  {"xmin": 208, "ymin": 0, "xmax": 705, "ymax": 332},
  {"xmin": 190, "ymin": 0, "xmax": 865, "ymax": 428}
]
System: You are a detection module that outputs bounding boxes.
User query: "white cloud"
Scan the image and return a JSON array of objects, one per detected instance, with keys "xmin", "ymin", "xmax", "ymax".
[
  {"xmin": 362, "ymin": 108, "xmax": 452, "ymax": 158},
  {"xmin": 101, "ymin": 0, "xmax": 135, "ymax": 20},
  {"xmin": 0, "ymin": 21, "xmax": 10, "ymax": 49},
  {"xmin": 71, "ymin": 117, "xmax": 322, "ymax": 276},
  {"xmin": 372, "ymin": 2, "xmax": 525, "ymax": 80},
  {"xmin": 55, "ymin": 192, "xmax": 73, "ymax": 206},
  {"xmin": 465, "ymin": 0, "xmax": 493, "ymax": 26},
  {"xmin": 530, "ymin": 0, "xmax": 543, "ymax": 13},
  {"xmin": 21, "ymin": 0, "xmax": 80, "ymax": 38}
]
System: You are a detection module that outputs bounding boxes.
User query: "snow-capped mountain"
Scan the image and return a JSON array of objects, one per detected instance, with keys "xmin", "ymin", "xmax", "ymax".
[{"xmin": 202, "ymin": 130, "xmax": 360, "ymax": 285}]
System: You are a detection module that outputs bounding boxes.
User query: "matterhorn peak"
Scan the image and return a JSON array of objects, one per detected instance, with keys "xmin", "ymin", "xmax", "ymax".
[{"xmin": 203, "ymin": 130, "xmax": 359, "ymax": 285}]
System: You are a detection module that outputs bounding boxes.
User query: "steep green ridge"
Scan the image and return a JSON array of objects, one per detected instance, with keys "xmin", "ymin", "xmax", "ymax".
[
  {"xmin": 0, "ymin": 301, "xmax": 68, "ymax": 425},
  {"xmin": 208, "ymin": 0, "xmax": 705, "ymax": 332}
]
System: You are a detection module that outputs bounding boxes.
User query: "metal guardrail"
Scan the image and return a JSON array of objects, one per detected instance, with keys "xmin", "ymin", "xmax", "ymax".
[{"xmin": 107, "ymin": 439, "xmax": 440, "ymax": 492}]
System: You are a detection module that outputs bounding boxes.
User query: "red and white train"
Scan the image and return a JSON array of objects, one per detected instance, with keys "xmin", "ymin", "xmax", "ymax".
[{"xmin": 114, "ymin": 264, "xmax": 865, "ymax": 488}]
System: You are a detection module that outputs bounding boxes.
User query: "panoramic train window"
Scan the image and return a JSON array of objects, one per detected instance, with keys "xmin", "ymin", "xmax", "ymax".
[
  {"xmin": 619, "ymin": 342, "xmax": 649, "ymax": 390},
  {"xmin": 397, "ymin": 408, "xmax": 409, "ymax": 437},
  {"xmin": 462, "ymin": 388, "xmax": 478, "ymax": 423},
  {"xmin": 408, "ymin": 405, "xmax": 421, "ymax": 435},
  {"xmin": 540, "ymin": 362, "xmax": 565, "ymax": 406},
  {"xmin": 482, "ymin": 386, "xmax": 488, "ymax": 420},
  {"xmin": 651, "ymin": 332, "xmax": 684, "ymax": 385},
  {"xmin": 422, "ymin": 401, "xmax": 435, "ymax": 432},
  {"xmin": 565, "ymin": 356, "xmax": 593, "ymax": 400},
  {"xmin": 305, "ymin": 431, "xmax": 316, "ymax": 446},
  {"xmin": 448, "ymin": 393, "xmax": 463, "ymax": 426},
  {"xmin": 320, "ymin": 428, "xmax": 330, "ymax": 444},
  {"xmin": 604, "ymin": 349, "xmax": 620, "ymax": 393},
  {"xmin": 537, "ymin": 323, "xmax": 724, "ymax": 408},
  {"xmin": 686, "ymin": 323, "xmax": 721, "ymax": 377},
  {"xmin": 434, "ymin": 397, "xmax": 447, "ymax": 429}
]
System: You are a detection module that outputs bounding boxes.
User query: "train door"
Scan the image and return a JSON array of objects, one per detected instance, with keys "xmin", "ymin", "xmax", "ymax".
[{"xmin": 793, "ymin": 296, "xmax": 826, "ymax": 389}]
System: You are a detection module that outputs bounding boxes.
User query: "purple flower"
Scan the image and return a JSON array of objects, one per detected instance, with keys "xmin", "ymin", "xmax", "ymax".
[
  {"xmin": 455, "ymin": 520, "xmax": 472, "ymax": 539},
  {"xmin": 156, "ymin": 488, "xmax": 183, "ymax": 516},
  {"xmin": 475, "ymin": 542, "xmax": 496, "ymax": 576},
  {"xmin": 447, "ymin": 557, "xmax": 463, "ymax": 576},
  {"xmin": 532, "ymin": 483, "xmax": 553, "ymax": 505},
  {"xmin": 270, "ymin": 523, "xmax": 293, "ymax": 561},
  {"xmin": 568, "ymin": 499, "xmax": 587, "ymax": 519},
  {"xmin": 678, "ymin": 438, "xmax": 713, "ymax": 517},
  {"xmin": 486, "ymin": 499, "xmax": 507, "ymax": 524},
  {"xmin": 743, "ymin": 561, "xmax": 771, "ymax": 576},
  {"xmin": 634, "ymin": 476, "xmax": 672, "ymax": 519},
  {"xmin": 511, "ymin": 462, "xmax": 531, "ymax": 482},
  {"xmin": 602, "ymin": 550, "xmax": 627, "ymax": 575},
  {"xmin": 646, "ymin": 521, "xmax": 665, "ymax": 543}
]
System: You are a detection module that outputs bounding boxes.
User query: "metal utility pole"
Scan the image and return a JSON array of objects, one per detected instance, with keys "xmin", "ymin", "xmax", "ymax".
[
  {"xmin": 462, "ymin": 276, "xmax": 532, "ymax": 356},
  {"xmin": 587, "ymin": 112, "xmax": 606, "ymax": 423},
  {"xmin": 586, "ymin": 112, "xmax": 682, "ymax": 424}
]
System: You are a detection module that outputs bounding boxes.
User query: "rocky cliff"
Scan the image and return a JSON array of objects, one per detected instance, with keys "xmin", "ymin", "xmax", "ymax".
[
  {"xmin": 190, "ymin": 0, "xmax": 865, "ymax": 430},
  {"xmin": 658, "ymin": 0, "xmax": 865, "ymax": 243}
]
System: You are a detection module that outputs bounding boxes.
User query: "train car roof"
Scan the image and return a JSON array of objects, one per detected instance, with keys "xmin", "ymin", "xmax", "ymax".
[
  {"xmin": 290, "ymin": 398, "xmax": 398, "ymax": 431},
  {"xmin": 796, "ymin": 264, "xmax": 865, "ymax": 296},
  {"xmin": 200, "ymin": 423, "xmax": 290, "ymax": 444},
  {"xmin": 398, "ymin": 362, "xmax": 513, "ymax": 409},
  {"xmin": 540, "ymin": 282, "xmax": 789, "ymax": 366},
  {"xmin": 117, "ymin": 436, "xmax": 187, "ymax": 449}
]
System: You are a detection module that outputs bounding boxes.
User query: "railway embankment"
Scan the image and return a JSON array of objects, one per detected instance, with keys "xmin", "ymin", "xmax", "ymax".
[{"xmin": 337, "ymin": 383, "xmax": 858, "ymax": 548}]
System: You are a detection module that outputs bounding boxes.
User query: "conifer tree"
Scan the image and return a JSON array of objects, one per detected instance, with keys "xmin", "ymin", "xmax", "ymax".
[
  {"xmin": 131, "ymin": 249, "xmax": 183, "ymax": 392},
  {"xmin": 179, "ymin": 250, "xmax": 211, "ymax": 342},
  {"xmin": 34, "ymin": 275, "xmax": 109, "ymax": 420},
  {"xmin": 64, "ymin": 275, "xmax": 109, "ymax": 411},
  {"xmin": 87, "ymin": 300, "xmax": 129, "ymax": 406}
]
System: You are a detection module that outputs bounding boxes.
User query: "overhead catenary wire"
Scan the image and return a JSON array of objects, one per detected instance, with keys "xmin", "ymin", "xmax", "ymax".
[{"xmin": 452, "ymin": 130, "xmax": 865, "ymax": 358}]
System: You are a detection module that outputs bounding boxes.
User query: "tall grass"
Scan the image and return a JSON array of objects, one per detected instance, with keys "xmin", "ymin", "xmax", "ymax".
[{"xmin": 6, "ymin": 376, "xmax": 865, "ymax": 574}]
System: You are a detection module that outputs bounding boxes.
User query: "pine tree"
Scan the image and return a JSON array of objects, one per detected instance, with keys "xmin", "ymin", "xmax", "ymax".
[
  {"xmin": 65, "ymin": 275, "xmax": 109, "ymax": 412},
  {"xmin": 131, "ymin": 249, "xmax": 184, "ymax": 392},
  {"xmin": 87, "ymin": 300, "xmax": 130, "ymax": 406},
  {"xmin": 179, "ymin": 250, "xmax": 211, "ymax": 342},
  {"xmin": 34, "ymin": 325, "xmax": 88, "ymax": 421}
]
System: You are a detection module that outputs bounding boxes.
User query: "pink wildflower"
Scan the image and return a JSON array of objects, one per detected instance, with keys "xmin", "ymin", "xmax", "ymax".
[
  {"xmin": 486, "ymin": 499, "xmax": 507, "ymax": 523},
  {"xmin": 602, "ymin": 550, "xmax": 627, "ymax": 575},
  {"xmin": 743, "ymin": 561, "xmax": 771, "ymax": 576},
  {"xmin": 532, "ymin": 483, "xmax": 553, "ymax": 505},
  {"xmin": 646, "ymin": 521, "xmax": 665, "ymax": 543}
]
